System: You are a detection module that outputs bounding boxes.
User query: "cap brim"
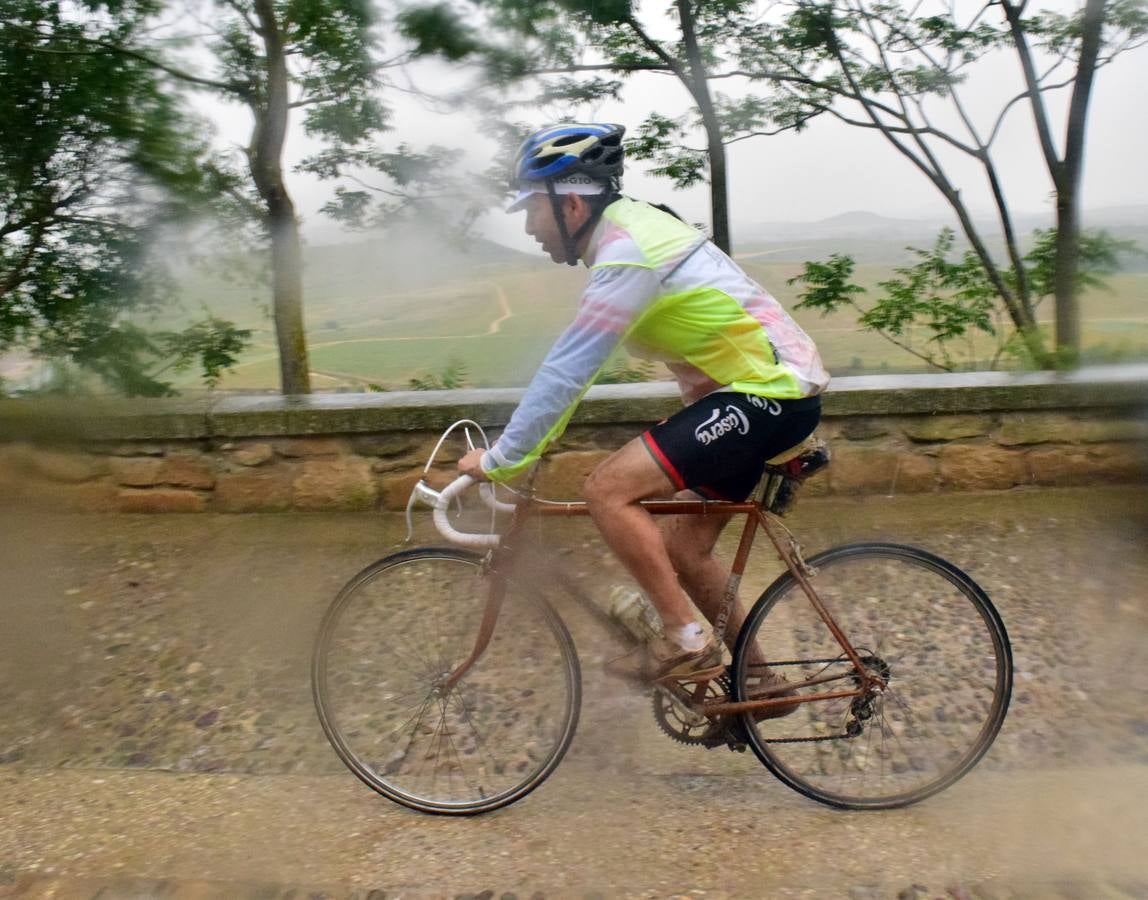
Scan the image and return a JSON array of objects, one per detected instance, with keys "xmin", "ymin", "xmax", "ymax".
[{"xmin": 505, "ymin": 189, "xmax": 535, "ymax": 213}]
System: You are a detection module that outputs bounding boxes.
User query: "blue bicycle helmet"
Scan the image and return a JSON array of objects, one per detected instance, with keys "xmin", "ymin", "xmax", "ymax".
[{"xmin": 511, "ymin": 123, "xmax": 625, "ymax": 189}]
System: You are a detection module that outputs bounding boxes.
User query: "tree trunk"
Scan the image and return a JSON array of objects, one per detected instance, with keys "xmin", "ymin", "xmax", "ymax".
[
  {"xmin": 251, "ymin": 0, "xmax": 310, "ymax": 395},
  {"xmin": 676, "ymin": 0, "xmax": 731, "ymax": 255},
  {"xmin": 1052, "ymin": 0, "xmax": 1107, "ymax": 365}
]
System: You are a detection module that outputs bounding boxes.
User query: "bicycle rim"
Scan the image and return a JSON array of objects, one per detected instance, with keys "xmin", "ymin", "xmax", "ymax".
[
  {"xmin": 312, "ymin": 547, "xmax": 581, "ymax": 815},
  {"xmin": 732, "ymin": 542, "xmax": 1012, "ymax": 810}
]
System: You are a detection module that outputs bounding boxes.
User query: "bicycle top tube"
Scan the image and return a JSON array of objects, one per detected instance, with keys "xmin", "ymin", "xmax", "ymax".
[{"xmin": 417, "ymin": 474, "xmax": 761, "ymax": 549}]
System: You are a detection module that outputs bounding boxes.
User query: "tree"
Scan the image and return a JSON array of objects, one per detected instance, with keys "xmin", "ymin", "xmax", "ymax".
[
  {"xmin": 399, "ymin": 0, "xmax": 798, "ymax": 255},
  {"xmin": 789, "ymin": 226, "xmax": 1137, "ymax": 372},
  {"xmin": 736, "ymin": 0, "xmax": 1148, "ymax": 365},
  {"xmin": 0, "ymin": 0, "xmax": 251, "ymax": 396},
  {"xmin": 112, "ymin": 0, "xmax": 390, "ymax": 395}
]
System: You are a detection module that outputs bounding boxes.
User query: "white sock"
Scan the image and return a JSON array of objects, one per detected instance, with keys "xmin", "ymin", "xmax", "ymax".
[{"xmin": 667, "ymin": 622, "xmax": 706, "ymax": 652}]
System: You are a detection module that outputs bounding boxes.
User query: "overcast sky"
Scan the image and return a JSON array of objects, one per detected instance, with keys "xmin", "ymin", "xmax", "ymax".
[{"xmin": 190, "ymin": 0, "xmax": 1148, "ymax": 252}]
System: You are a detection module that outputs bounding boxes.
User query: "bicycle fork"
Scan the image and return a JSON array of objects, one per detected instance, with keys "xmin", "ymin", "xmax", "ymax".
[{"xmin": 442, "ymin": 549, "xmax": 514, "ymax": 691}]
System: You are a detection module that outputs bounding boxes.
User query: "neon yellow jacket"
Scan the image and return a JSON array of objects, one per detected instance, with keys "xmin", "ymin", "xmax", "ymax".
[{"xmin": 482, "ymin": 198, "xmax": 829, "ymax": 482}]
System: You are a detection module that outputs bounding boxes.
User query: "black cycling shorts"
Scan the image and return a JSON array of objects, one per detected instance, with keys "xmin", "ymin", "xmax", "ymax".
[{"xmin": 641, "ymin": 393, "xmax": 821, "ymax": 501}]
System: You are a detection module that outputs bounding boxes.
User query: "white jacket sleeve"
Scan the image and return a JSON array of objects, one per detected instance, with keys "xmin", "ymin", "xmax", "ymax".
[{"xmin": 481, "ymin": 262, "xmax": 661, "ymax": 482}]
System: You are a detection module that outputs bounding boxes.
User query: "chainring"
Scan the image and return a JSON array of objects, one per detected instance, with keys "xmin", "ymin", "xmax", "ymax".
[{"xmin": 652, "ymin": 672, "xmax": 732, "ymax": 746}]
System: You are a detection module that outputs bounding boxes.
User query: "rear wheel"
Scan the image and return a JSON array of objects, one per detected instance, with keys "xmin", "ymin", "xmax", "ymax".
[
  {"xmin": 732, "ymin": 542, "xmax": 1011, "ymax": 809},
  {"xmin": 312, "ymin": 548, "xmax": 581, "ymax": 814}
]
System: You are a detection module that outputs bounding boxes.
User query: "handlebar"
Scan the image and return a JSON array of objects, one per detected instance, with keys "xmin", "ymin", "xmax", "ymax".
[{"xmin": 411, "ymin": 474, "xmax": 515, "ymax": 549}]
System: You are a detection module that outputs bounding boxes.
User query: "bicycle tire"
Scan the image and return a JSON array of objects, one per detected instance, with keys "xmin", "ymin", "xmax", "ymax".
[
  {"xmin": 312, "ymin": 547, "xmax": 581, "ymax": 815},
  {"xmin": 731, "ymin": 542, "xmax": 1012, "ymax": 810}
]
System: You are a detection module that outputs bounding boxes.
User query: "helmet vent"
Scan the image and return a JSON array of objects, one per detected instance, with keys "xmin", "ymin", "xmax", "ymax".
[{"xmin": 528, "ymin": 153, "xmax": 563, "ymax": 171}]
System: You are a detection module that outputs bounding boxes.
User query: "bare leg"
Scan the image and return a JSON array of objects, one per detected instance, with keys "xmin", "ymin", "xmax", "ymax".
[
  {"xmin": 583, "ymin": 438, "xmax": 697, "ymax": 629},
  {"xmin": 662, "ymin": 509, "xmax": 767, "ymax": 665}
]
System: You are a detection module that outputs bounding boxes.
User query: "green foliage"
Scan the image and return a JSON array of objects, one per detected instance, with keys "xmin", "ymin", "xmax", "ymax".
[
  {"xmin": 1023, "ymin": 229, "xmax": 1144, "ymax": 301},
  {"xmin": 398, "ymin": 2, "xmax": 485, "ymax": 60},
  {"xmin": 408, "ymin": 358, "xmax": 469, "ymax": 390},
  {"xmin": 157, "ymin": 316, "xmax": 253, "ymax": 391},
  {"xmin": 625, "ymin": 113, "xmax": 709, "ymax": 189},
  {"xmin": 791, "ymin": 228, "xmax": 1138, "ymax": 372},
  {"xmin": 0, "ymin": 0, "xmax": 235, "ymax": 396},
  {"xmin": 301, "ymin": 143, "xmax": 503, "ymax": 237}
]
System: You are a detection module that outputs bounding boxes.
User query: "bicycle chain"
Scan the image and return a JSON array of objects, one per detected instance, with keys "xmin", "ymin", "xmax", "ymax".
[
  {"xmin": 735, "ymin": 657, "xmax": 876, "ymax": 745},
  {"xmin": 654, "ymin": 668, "xmax": 862, "ymax": 748}
]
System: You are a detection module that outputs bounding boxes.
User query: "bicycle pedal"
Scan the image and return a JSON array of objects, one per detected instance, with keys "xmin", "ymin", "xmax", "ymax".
[{"xmin": 653, "ymin": 683, "xmax": 708, "ymax": 728}]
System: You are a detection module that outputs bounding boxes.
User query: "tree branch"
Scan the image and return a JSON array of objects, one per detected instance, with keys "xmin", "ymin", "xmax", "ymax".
[
  {"xmin": 221, "ymin": 0, "xmax": 263, "ymax": 37},
  {"xmin": 622, "ymin": 16, "xmax": 691, "ymax": 84},
  {"xmin": 987, "ymin": 74, "xmax": 1076, "ymax": 146},
  {"xmin": 1000, "ymin": 0, "xmax": 1063, "ymax": 181}
]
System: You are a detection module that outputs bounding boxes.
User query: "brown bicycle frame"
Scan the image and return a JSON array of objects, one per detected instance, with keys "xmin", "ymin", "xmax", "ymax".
[{"xmin": 444, "ymin": 493, "xmax": 883, "ymax": 719}]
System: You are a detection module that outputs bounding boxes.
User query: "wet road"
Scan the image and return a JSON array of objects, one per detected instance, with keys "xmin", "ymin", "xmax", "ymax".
[{"xmin": 1, "ymin": 487, "xmax": 1146, "ymax": 898}]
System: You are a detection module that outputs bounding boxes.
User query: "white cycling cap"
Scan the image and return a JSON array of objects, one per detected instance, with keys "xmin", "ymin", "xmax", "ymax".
[{"xmin": 506, "ymin": 175, "xmax": 616, "ymax": 213}]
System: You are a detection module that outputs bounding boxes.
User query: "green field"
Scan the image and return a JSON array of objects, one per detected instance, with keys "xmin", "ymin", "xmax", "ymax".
[{"xmin": 163, "ymin": 234, "xmax": 1148, "ymax": 392}]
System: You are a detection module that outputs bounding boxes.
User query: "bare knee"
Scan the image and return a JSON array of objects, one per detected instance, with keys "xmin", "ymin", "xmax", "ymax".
[{"xmin": 583, "ymin": 465, "xmax": 621, "ymax": 518}]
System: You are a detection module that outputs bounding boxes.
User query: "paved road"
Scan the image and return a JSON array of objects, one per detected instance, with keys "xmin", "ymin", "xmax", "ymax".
[{"xmin": 1, "ymin": 487, "xmax": 1146, "ymax": 898}]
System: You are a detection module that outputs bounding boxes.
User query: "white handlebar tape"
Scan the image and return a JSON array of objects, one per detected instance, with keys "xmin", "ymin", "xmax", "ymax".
[
  {"xmin": 433, "ymin": 475, "xmax": 502, "ymax": 549},
  {"xmin": 478, "ymin": 481, "xmax": 519, "ymax": 515}
]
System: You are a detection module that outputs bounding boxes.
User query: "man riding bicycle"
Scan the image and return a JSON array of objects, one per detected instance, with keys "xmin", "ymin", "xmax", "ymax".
[{"xmin": 458, "ymin": 123, "xmax": 829, "ymax": 683}]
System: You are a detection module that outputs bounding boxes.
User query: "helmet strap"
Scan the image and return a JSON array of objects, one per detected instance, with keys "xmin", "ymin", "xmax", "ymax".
[
  {"xmin": 545, "ymin": 179, "xmax": 580, "ymax": 267},
  {"xmin": 545, "ymin": 181, "xmax": 620, "ymax": 267}
]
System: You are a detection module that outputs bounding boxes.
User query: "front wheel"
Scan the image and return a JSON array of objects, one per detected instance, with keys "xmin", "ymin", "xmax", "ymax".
[
  {"xmin": 312, "ymin": 548, "xmax": 581, "ymax": 815},
  {"xmin": 732, "ymin": 543, "xmax": 1012, "ymax": 810}
]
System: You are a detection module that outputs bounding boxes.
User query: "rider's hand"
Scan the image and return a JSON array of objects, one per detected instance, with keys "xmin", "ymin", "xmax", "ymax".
[{"xmin": 457, "ymin": 448, "xmax": 490, "ymax": 481}]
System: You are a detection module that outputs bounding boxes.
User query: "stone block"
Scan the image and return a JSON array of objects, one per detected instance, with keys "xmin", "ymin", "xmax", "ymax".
[
  {"xmin": 370, "ymin": 454, "xmax": 420, "ymax": 475},
  {"xmin": 213, "ymin": 473, "xmax": 293, "ymax": 512},
  {"xmin": 824, "ymin": 444, "xmax": 892, "ymax": 494},
  {"xmin": 560, "ymin": 425, "xmax": 637, "ymax": 452},
  {"xmin": 1074, "ymin": 416, "xmax": 1148, "ymax": 443},
  {"xmin": 348, "ymin": 434, "xmax": 422, "ymax": 458},
  {"xmin": 902, "ymin": 414, "xmax": 993, "ymax": 443},
  {"xmin": 837, "ymin": 417, "xmax": 892, "ymax": 440},
  {"xmin": 159, "ymin": 455, "xmax": 216, "ymax": 489},
  {"xmin": 116, "ymin": 488, "xmax": 207, "ymax": 513},
  {"xmin": 230, "ymin": 442, "xmax": 275, "ymax": 467},
  {"xmin": 23, "ymin": 448, "xmax": 105, "ymax": 483},
  {"xmin": 292, "ymin": 458, "xmax": 378, "ymax": 510},
  {"xmin": 109, "ymin": 457, "xmax": 164, "ymax": 487},
  {"xmin": 889, "ymin": 452, "xmax": 939, "ymax": 493},
  {"xmin": 1026, "ymin": 443, "xmax": 1148, "ymax": 486},
  {"xmin": 379, "ymin": 467, "xmax": 453, "ymax": 511},
  {"xmin": 273, "ymin": 437, "xmax": 345, "ymax": 458},
  {"xmin": 535, "ymin": 450, "xmax": 612, "ymax": 500},
  {"xmin": 107, "ymin": 442, "xmax": 166, "ymax": 457},
  {"xmin": 939, "ymin": 443, "xmax": 1028, "ymax": 490},
  {"xmin": 995, "ymin": 412, "xmax": 1073, "ymax": 446}
]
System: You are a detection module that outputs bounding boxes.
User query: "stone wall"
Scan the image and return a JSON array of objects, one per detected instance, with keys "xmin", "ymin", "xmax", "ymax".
[{"xmin": 1, "ymin": 367, "xmax": 1146, "ymax": 513}]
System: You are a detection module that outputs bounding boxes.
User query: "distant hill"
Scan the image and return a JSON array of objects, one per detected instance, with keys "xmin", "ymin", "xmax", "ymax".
[
  {"xmin": 305, "ymin": 227, "xmax": 541, "ymax": 291},
  {"xmin": 735, "ymin": 205, "xmax": 1148, "ymax": 267},
  {"xmin": 741, "ymin": 210, "xmax": 954, "ymax": 244}
]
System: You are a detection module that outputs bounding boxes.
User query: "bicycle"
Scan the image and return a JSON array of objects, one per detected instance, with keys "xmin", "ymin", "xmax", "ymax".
[{"xmin": 312, "ymin": 422, "xmax": 1013, "ymax": 815}]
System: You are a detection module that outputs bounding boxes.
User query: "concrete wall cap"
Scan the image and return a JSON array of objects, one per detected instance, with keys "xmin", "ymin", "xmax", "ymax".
[{"xmin": 2, "ymin": 365, "xmax": 1146, "ymax": 443}]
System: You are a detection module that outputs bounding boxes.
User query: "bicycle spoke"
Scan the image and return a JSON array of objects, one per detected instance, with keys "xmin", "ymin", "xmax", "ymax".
[
  {"xmin": 314, "ymin": 549, "xmax": 580, "ymax": 813},
  {"xmin": 735, "ymin": 543, "xmax": 1011, "ymax": 809}
]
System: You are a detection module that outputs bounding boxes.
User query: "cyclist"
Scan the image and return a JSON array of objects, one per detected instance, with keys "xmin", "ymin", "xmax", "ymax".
[{"xmin": 457, "ymin": 123, "xmax": 829, "ymax": 683}]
